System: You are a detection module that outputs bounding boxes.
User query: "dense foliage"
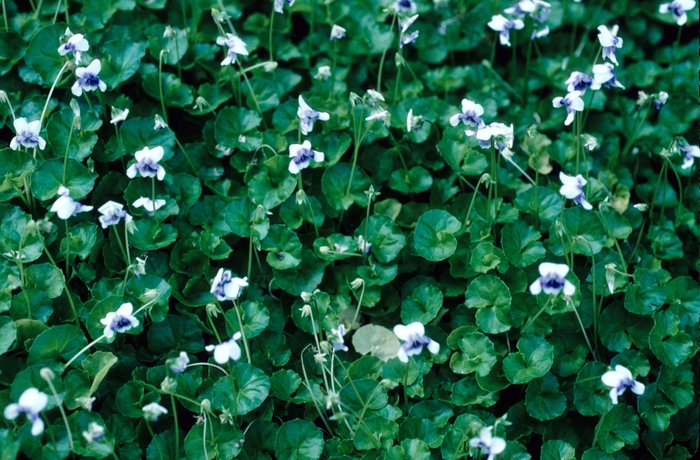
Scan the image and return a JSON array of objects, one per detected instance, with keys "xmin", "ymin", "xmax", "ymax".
[{"xmin": 0, "ymin": 0, "xmax": 698, "ymax": 458}]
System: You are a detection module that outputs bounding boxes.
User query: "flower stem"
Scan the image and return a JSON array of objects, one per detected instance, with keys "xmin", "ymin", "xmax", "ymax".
[
  {"xmin": 151, "ymin": 177, "xmax": 160, "ymax": 225},
  {"xmin": 170, "ymin": 394, "xmax": 180, "ymax": 460},
  {"xmin": 570, "ymin": 300, "xmax": 595, "ymax": 360},
  {"xmin": 41, "ymin": 370, "xmax": 74, "ymax": 451},
  {"xmin": 185, "ymin": 362, "xmax": 229, "ymax": 376},
  {"xmin": 350, "ymin": 281, "xmax": 366, "ymax": 328},
  {"xmin": 145, "ymin": 420, "xmax": 165, "ymax": 459},
  {"xmin": 522, "ymin": 295, "xmax": 554, "ymax": 332},
  {"xmin": 669, "ymin": 25, "xmax": 683, "ymax": 87},
  {"xmin": 376, "ymin": 13, "xmax": 397, "ymax": 93},
  {"xmin": 63, "ymin": 221, "xmax": 71, "ymax": 282},
  {"xmin": 64, "ymin": 334, "xmax": 106, "ymax": 370},
  {"xmin": 158, "ymin": 50, "xmax": 168, "ymax": 122},
  {"xmin": 394, "ymin": 49, "xmax": 403, "ymax": 102},
  {"xmin": 232, "ymin": 300, "xmax": 252, "ymax": 364},
  {"xmin": 2, "ymin": 0, "xmax": 8, "ymax": 31},
  {"xmin": 39, "ymin": 61, "xmax": 70, "ymax": 126},
  {"xmin": 618, "ymin": 101, "xmax": 652, "ymax": 165},
  {"xmin": 522, "ymin": 37, "xmax": 533, "ymax": 105},
  {"xmin": 236, "ymin": 60, "xmax": 266, "ymax": 127},
  {"xmin": 268, "ymin": 8, "xmax": 275, "ymax": 61}
]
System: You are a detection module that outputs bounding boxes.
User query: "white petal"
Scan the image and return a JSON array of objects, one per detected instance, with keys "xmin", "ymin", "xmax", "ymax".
[
  {"xmin": 449, "ymin": 113, "xmax": 461, "ymax": 127},
  {"xmin": 570, "ymin": 97, "xmax": 584, "ymax": 112},
  {"xmin": 552, "ymin": 263, "xmax": 569, "ymax": 278},
  {"xmin": 393, "ymin": 324, "xmax": 412, "ymax": 341},
  {"xmin": 538, "ymin": 262, "xmax": 558, "ymax": 277},
  {"xmin": 71, "ymin": 81, "xmax": 83, "ymax": 97},
  {"xmin": 31, "ymin": 417, "xmax": 45, "ymax": 436},
  {"xmin": 631, "ymin": 381, "xmax": 645, "ymax": 395},
  {"xmin": 298, "ymin": 95, "xmax": 312, "ymax": 112},
  {"xmin": 3, "ymin": 403, "xmax": 19, "ymax": 420},
  {"xmin": 427, "ymin": 339, "xmax": 440, "ymax": 354},
  {"xmin": 529, "ymin": 280, "xmax": 542, "ymax": 295},
  {"xmin": 19, "ymin": 388, "xmax": 48, "ymax": 413},
  {"xmin": 397, "ymin": 346, "xmax": 409, "ymax": 363},
  {"xmin": 213, "ymin": 343, "xmax": 230, "ymax": 364},
  {"xmin": 26, "ymin": 120, "xmax": 42, "ymax": 136},
  {"xmin": 601, "ymin": 370, "xmax": 623, "ymax": 388},
  {"xmin": 614, "ymin": 365, "xmax": 633, "ymax": 381},
  {"xmin": 228, "ymin": 340, "xmax": 242, "ymax": 361},
  {"xmin": 86, "ymin": 59, "xmax": 102, "ymax": 75},
  {"xmin": 318, "ymin": 111, "xmax": 330, "ymax": 121},
  {"xmin": 117, "ymin": 302, "xmax": 134, "ymax": 317},
  {"xmin": 288, "ymin": 160, "xmax": 300, "ymax": 174},
  {"xmin": 487, "ymin": 15, "xmax": 508, "ymax": 31},
  {"xmin": 13, "ymin": 117, "xmax": 28, "ymax": 133},
  {"xmin": 609, "ymin": 387, "xmax": 619, "ymax": 404},
  {"xmin": 563, "ymin": 280, "xmax": 576, "ymax": 296},
  {"xmin": 564, "ymin": 112, "xmax": 575, "ymax": 126},
  {"xmin": 312, "ymin": 150, "xmax": 325, "ymax": 163},
  {"xmin": 490, "ymin": 437, "xmax": 506, "ymax": 454}
]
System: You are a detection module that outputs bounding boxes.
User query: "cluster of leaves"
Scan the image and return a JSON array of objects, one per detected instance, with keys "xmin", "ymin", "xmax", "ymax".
[{"xmin": 0, "ymin": 0, "xmax": 698, "ymax": 459}]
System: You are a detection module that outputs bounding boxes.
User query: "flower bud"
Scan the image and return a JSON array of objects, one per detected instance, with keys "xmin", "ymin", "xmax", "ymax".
[
  {"xmin": 200, "ymin": 398, "xmax": 211, "ymax": 412},
  {"xmin": 300, "ymin": 304, "xmax": 312, "ymax": 318},
  {"xmin": 350, "ymin": 278, "xmax": 364, "ymax": 289},
  {"xmin": 300, "ymin": 292, "xmax": 313, "ymax": 302},
  {"xmin": 40, "ymin": 368, "xmax": 55, "ymax": 380},
  {"xmin": 160, "ymin": 376, "xmax": 178, "ymax": 393},
  {"xmin": 206, "ymin": 303, "xmax": 219, "ymax": 318}
]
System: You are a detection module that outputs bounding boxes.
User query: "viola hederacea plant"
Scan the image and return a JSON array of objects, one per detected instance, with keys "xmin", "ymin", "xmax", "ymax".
[{"xmin": 0, "ymin": 0, "xmax": 697, "ymax": 458}]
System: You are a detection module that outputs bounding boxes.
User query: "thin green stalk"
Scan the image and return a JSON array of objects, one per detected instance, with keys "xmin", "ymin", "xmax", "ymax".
[
  {"xmin": 201, "ymin": 411, "xmax": 209, "ymax": 459},
  {"xmin": 268, "ymin": 8, "xmax": 275, "ymax": 61},
  {"xmin": 41, "ymin": 370, "xmax": 73, "ymax": 451},
  {"xmin": 145, "ymin": 420, "xmax": 165, "ymax": 459},
  {"xmin": 403, "ymin": 361, "xmax": 410, "ymax": 408},
  {"xmin": 647, "ymin": 161, "xmax": 668, "ymax": 224},
  {"xmin": 32, "ymin": 0, "xmax": 43, "ymax": 19},
  {"xmin": 463, "ymin": 176, "xmax": 485, "ymax": 227},
  {"xmin": 151, "ymin": 177, "xmax": 160, "ymax": 225},
  {"xmin": 170, "ymin": 394, "xmax": 179, "ymax": 460},
  {"xmin": 2, "ymin": 0, "xmax": 7, "ymax": 30},
  {"xmin": 64, "ymin": 221, "xmax": 71, "ymax": 282},
  {"xmin": 65, "ymin": 334, "xmax": 106, "ymax": 369},
  {"xmin": 307, "ymin": 303, "xmax": 331, "ymax": 392},
  {"xmin": 158, "ymin": 50, "xmax": 168, "ymax": 122},
  {"xmin": 236, "ymin": 61, "xmax": 266, "ymax": 126},
  {"xmin": 345, "ymin": 106, "xmax": 367, "ymax": 197},
  {"xmin": 206, "ymin": 311, "xmax": 223, "ymax": 344},
  {"xmin": 51, "ymin": 0, "xmax": 61, "ymax": 23},
  {"xmin": 185, "ymin": 362, "xmax": 229, "ymax": 376},
  {"xmin": 111, "ymin": 226, "xmax": 128, "ymax": 265},
  {"xmin": 522, "ymin": 37, "xmax": 533, "ymax": 106},
  {"xmin": 662, "ymin": 156, "xmax": 684, "ymax": 224},
  {"xmin": 63, "ymin": 0, "xmax": 68, "ymax": 23},
  {"xmin": 393, "ymin": 54, "xmax": 403, "ymax": 102},
  {"xmin": 376, "ymin": 13, "xmax": 397, "ymax": 92},
  {"xmin": 299, "ymin": 345, "xmax": 333, "ymax": 433},
  {"xmin": 522, "ymin": 295, "xmax": 554, "ymax": 332},
  {"xmin": 38, "ymin": 235, "xmax": 79, "ymax": 326},
  {"xmin": 570, "ymin": 300, "xmax": 595, "ymax": 360},
  {"xmin": 232, "ymin": 300, "xmax": 252, "ymax": 365},
  {"xmin": 660, "ymin": 162, "xmax": 669, "ymax": 219},
  {"xmin": 597, "ymin": 210, "xmax": 628, "ymax": 272},
  {"xmin": 247, "ymin": 224, "xmax": 254, "ymax": 283},
  {"xmin": 592, "ymin": 400, "xmax": 611, "ymax": 449},
  {"xmin": 350, "ymin": 281, "xmax": 366, "ymax": 328},
  {"xmin": 62, "ymin": 122, "xmax": 74, "ymax": 184},
  {"xmin": 39, "ymin": 61, "xmax": 70, "ymax": 126}
]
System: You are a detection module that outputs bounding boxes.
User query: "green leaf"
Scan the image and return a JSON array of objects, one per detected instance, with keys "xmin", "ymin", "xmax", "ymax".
[
  {"xmin": 624, "ymin": 269, "xmax": 667, "ymax": 316},
  {"xmin": 275, "ymin": 419, "xmax": 324, "ymax": 460},
  {"xmin": 27, "ymin": 324, "xmax": 87, "ymax": 366},
  {"xmin": 261, "ymin": 225, "xmax": 303, "ymax": 270},
  {"xmin": 541, "ymin": 440, "xmax": 576, "ymax": 460},
  {"xmin": 503, "ymin": 336, "xmax": 554, "ymax": 384},
  {"xmin": 437, "ymin": 138, "xmax": 488, "ymax": 175},
  {"xmin": 215, "ymin": 106, "xmax": 262, "ymax": 151},
  {"xmin": 129, "ymin": 220, "xmax": 178, "ymax": 250},
  {"xmin": 649, "ymin": 310, "xmax": 693, "ymax": 366},
  {"xmin": 355, "ymin": 416, "xmax": 398, "ymax": 450},
  {"xmin": 401, "ymin": 284, "xmax": 443, "ymax": 324},
  {"xmin": 356, "ymin": 214, "xmax": 406, "ymax": 263},
  {"xmin": 449, "ymin": 332, "xmax": 497, "ymax": 377},
  {"xmin": 665, "ymin": 276, "xmax": 700, "ymax": 327},
  {"xmin": 26, "ymin": 263, "xmax": 64, "ymax": 298},
  {"xmin": 525, "ymin": 372, "xmax": 566, "ymax": 421},
  {"xmin": 147, "ymin": 314, "xmax": 205, "ymax": 355},
  {"xmin": 389, "ymin": 166, "xmax": 433, "ymax": 194},
  {"xmin": 101, "ymin": 38, "xmax": 148, "ymax": 88},
  {"xmin": 340, "ymin": 378, "xmax": 388, "ymax": 413},
  {"xmin": 552, "ymin": 207, "xmax": 607, "ymax": 256},
  {"xmin": 465, "ymin": 275, "xmax": 512, "ymax": 334},
  {"xmin": 600, "ymin": 302, "xmax": 654, "ymax": 353},
  {"xmin": 142, "ymin": 69, "xmax": 195, "ymax": 107},
  {"xmin": 501, "ymin": 221, "xmax": 546, "ymax": 268},
  {"xmin": 0, "ymin": 317, "xmax": 17, "ymax": 356},
  {"xmin": 81, "ymin": 351, "xmax": 118, "ymax": 397},
  {"xmin": 470, "ymin": 242, "xmax": 506, "ymax": 273},
  {"xmin": 31, "ymin": 158, "xmax": 98, "ymax": 200},
  {"xmin": 212, "ymin": 363, "xmax": 270, "ymax": 415},
  {"xmin": 321, "ymin": 163, "xmax": 371, "ymax": 211},
  {"xmin": 352, "ymin": 324, "xmax": 401, "ymax": 361},
  {"xmin": 638, "ymin": 382, "xmax": 677, "ymax": 432},
  {"xmin": 146, "ymin": 430, "xmax": 178, "ymax": 460},
  {"xmin": 25, "ymin": 24, "xmax": 66, "ymax": 84},
  {"xmin": 657, "ymin": 363, "xmax": 694, "ymax": 409},
  {"xmin": 596, "ymin": 404, "xmax": 640, "ymax": 454},
  {"xmin": 514, "ymin": 186, "xmax": 563, "ymax": 226},
  {"xmin": 413, "ymin": 210, "xmax": 461, "ymax": 261},
  {"xmin": 225, "ymin": 300, "xmax": 269, "ymax": 339},
  {"xmin": 248, "ymin": 155, "xmax": 297, "ymax": 210},
  {"xmin": 0, "ymin": 31, "xmax": 28, "ymax": 76},
  {"xmin": 120, "ymin": 117, "xmax": 175, "ymax": 159},
  {"xmin": 272, "ymin": 250, "xmax": 325, "ymax": 296}
]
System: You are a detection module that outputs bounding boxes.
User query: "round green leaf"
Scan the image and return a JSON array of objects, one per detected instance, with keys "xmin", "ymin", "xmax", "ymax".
[
  {"xmin": 413, "ymin": 210, "xmax": 461, "ymax": 261},
  {"xmin": 275, "ymin": 419, "xmax": 324, "ymax": 460},
  {"xmin": 47, "ymin": 109, "xmax": 99, "ymax": 162},
  {"xmin": 321, "ymin": 163, "xmax": 371, "ymax": 211},
  {"xmin": 465, "ymin": 275, "xmax": 512, "ymax": 334},
  {"xmin": 225, "ymin": 300, "xmax": 270, "ymax": 339},
  {"xmin": 31, "ymin": 158, "xmax": 97, "ymax": 200},
  {"xmin": 503, "ymin": 336, "xmax": 554, "ymax": 384},
  {"xmin": 573, "ymin": 362, "xmax": 610, "ymax": 416},
  {"xmin": 212, "ymin": 363, "xmax": 270, "ymax": 416},
  {"xmin": 261, "ymin": 225, "xmax": 303, "ymax": 270},
  {"xmin": 0, "ymin": 30, "xmax": 27, "ymax": 76},
  {"xmin": 525, "ymin": 372, "xmax": 566, "ymax": 421},
  {"xmin": 649, "ymin": 310, "xmax": 693, "ymax": 366},
  {"xmin": 401, "ymin": 284, "xmax": 443, "ymax": 324},
  {"xmin": 24, "ymin": 24, "xmax": 67, "ymax": 84},
  {"xmin": 147, "ymin": 314, "xmax": 205, "ymax": 355},
  {"xmin": 356, "ymin": 214, "xmax": 406, "ymax": 263},
  {"xmin": 596, "ymin": 404, "xmax": 640, "ymax": 454},
  {"xmin": 27, "ymin": 324, "xmax": 87, "ymax": 366},
  {"xmin": 449, "ymin": 332, "xmax": 497, "ymax": 377},
  {"xmin": 501, "ymin": 221, "xmax": 546, "ymax": 268}
]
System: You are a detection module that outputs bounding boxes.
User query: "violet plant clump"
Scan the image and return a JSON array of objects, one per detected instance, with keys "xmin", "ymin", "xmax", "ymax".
[{"xmin": 0, "ymin": 1, "xmax": 696, "ymax": 459}]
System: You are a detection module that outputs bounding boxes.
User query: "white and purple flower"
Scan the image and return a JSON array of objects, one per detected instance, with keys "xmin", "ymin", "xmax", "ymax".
[
  {"xmin": 654, "ymin": 91, "xmax": 669, "ymax": 109},
  {"xmin": 58, "ymin": 31, "xmax": 89, "ymax": 63},
  {"xmin": 593, "ymin": 63, "xmax": 625, "ymax": 89},
  {"xmin": 406, "ymin": 108, "xmax": 423, "ymax": 132},
  {"xmin": 559, "ymin": 171, "xmax": 593, "ymax": 210},
  {"xmin": 449, "ymin": 98, "xmax": 484, "ymax": 129},
  {"xmin": 505, "ymin": 0, "xmax": 551, "ymax": 23},
  {"xmin": 274, "ymin": 0, "xmax": 295, "ymax": 14},
  {"xmin": 565, "ymin": 71, "xmax": 601, "ymax": 94},
  {"xmin": 659, "ymin": 0, "xmax": 695, "ymax": 26},
  {"xmin": 680, "ymin": 143, "xmax": 700, "ymax": 169},
  {"xmin": 142, "ymin": 402, "xmax": 168, "ymax": 421},
  {"xmin": 488, "ymin": 14, "xmax": 524, "ymax": 47},
  {"xmin": 97, "ymin": 201, "xmax": 132, "ymax": 229},
  {"xmin": 470, "ymin": 122, "xmax": 514, "ymax": 151},
  {"xmin": 297, "ymin": 96, "xmax": 330, "ymax": 135},
  {"xmin": 469, "ymin": 427, "xmax": 506, "ymax": 460},
  {"xmin": 10, "ymin": 117, "xmax": 46, "ymax": 150},
  {"xmin": 100, "ymin": 302, "xmax": 139, "ymax": 339},
  {"xmin": 529, "ymin": 262, "xmax": 576, "ymax": 296},
  {"xmin": 393, "ymin": 0, "xmax": 417, "ymax": 14},
  {"xmin": 393, "ymin": 322, "xmax": 440, "ymax": 363},
  {"xmin": 3, "ymin": 388, "xmax": 49, "ymax": 436},
  {"xmin": 552, "ymin": 91, "xmax": 584, "ymax": 126},
  {"xmin": 215, "ymin": 34, "xmax": 248, "ymax": 66},
  {"xmin": 400, "ymin": 29, "xmax": 419, "ymax": 47},
  {"xmin": 288, "ymin": 140, "xmax": 324, "ymax": 174},
  {"xmin": 210, "ymin": 268, "xmax": 248, "ymax": 301},
  {"xmin": 330, "ymin": 325, "xmax": 348, "ymax": 352},
  {"xmin": 168, "ymin": 352, "xmax": 190, "ymax": 374},
  {"xmin": 50, "ymin": 186, "xmax": 94, "ymax": 220},
  {"xmin": 206, "ymin": 333, "xmax": 243, "ymax": 363},
  {"xmin": 71, "ymin": 59, "xmax": 107, "ymax": 97},
  {"xmin": 133, "ymin": 197, "xmax": 166, "ymax": 213},
  {"xmin": 330, "ymin": 24, "xmax": 346, "ymax": 40},
  {"xmin": 601, "ymin": 365, "xmax": 645, "ymax": 405},
  {"xmin": 126, "ymin": 146, "xmax": 166, "ymax": 181},
  {"xmin": 597, "ymin": 25, "xmax": 623, "ymax": 66}
]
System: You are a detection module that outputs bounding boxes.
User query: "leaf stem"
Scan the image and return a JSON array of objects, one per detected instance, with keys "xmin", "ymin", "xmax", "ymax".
[
  {"xmin": 376, "ymin": 13, "xmax": 397, "ymax": 93},
  {"xmin": 232, "ymin": 300, "xmax": 252, "ymax": 364},
  {"xmin": 41, "ymin": 370, "xmax": 73, "ymax": 451}
]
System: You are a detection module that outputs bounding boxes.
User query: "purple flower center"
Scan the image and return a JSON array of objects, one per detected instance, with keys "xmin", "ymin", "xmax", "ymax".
[
  {"xmin": 293, "ymin": 148, "xmax": 313, "ymax": 165},
  {"xmin": 80, "ymin": 73, "xmax": 101, "ymax": 89},
  {"xmin": 541, "ymin": 273, "xmax": 566, "ymax": 291}
]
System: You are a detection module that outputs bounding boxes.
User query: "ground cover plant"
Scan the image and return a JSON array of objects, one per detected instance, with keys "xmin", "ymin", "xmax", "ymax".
[{"xmin": 0, "ymin": 0, "xmax": 698, "ymax": 458}]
